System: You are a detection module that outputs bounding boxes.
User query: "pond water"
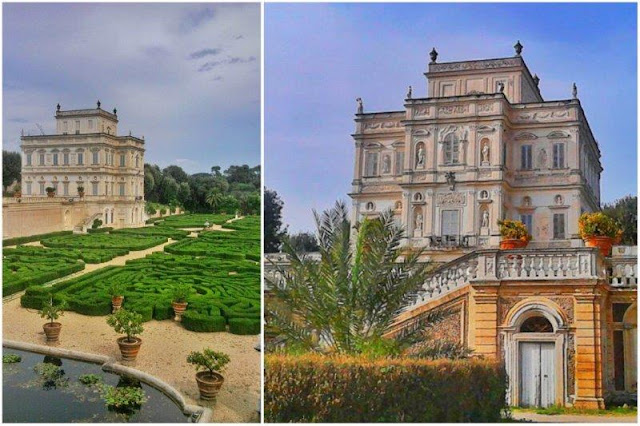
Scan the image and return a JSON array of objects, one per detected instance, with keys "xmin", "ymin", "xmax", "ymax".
[{"xmin": 3, "ymin": 349, "xmax": 189, "ymax": 423}]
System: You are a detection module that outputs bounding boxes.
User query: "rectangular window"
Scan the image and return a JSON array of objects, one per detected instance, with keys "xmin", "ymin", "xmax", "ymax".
[
  {"xmin": 52, "ymin": 153, "xmax": 58, "ymax": 166},
  {"xmin": 553, "ymin": 143, "xmax": 565, "ymax": 169},
  {"xmin": 63, "ymin": 152, "xmax": 69, "ymax": 165},
  {"xmin": 92, "ymin": 151, "xmax": 99, "ymax": 165},
  {"xmin": 63, "ymin": 182, "xmax": 69, "ymax": 196},
  {"xmin": 77, "ymin": 153, "xmax": 84, "ymax": 165},
  {"xmin": 25, "ymin": 182, "xmax": 32, "ymax": 195},
  {"xmin": 39, "ymin": 182, "xmax": 45, "ymax": 195},
  {"xmin": 26, "ymin": 153, "xmax": 32, "ymax": 166},
  {"xmin": 521, "ymin": 145, "xmax": 532, "ymax": 170},
  {"xmin": 120, "ymin": 154, "xmax": 125, "ymax": 167},
  {"xmin": 91, "ymin": 182, "xmax": 98, "ymax": 196},
  {"xmin": 40, "ymin": 153, "xmax": 45, "ymax": 165},
  {"xmin": 395, "ymin": 152, "xmax": 404, "ymax": 175},
  {"xmin": 520, "ymin": 214, "xmax": 533, "ymax": 234},
  {"xmin": 119, "ymin": 183, "xmax": 125, "ymax": 196},
  {"xmin": 365, "ymin": 152, "xmax": 378, "ymax": 176},
  {"xmin": 553, "ymin": 213, "xmax": 566, "ymax": 239},
  {"xmin": 441, "ymin": 210, "xmax": 460, "ymax": 236}
]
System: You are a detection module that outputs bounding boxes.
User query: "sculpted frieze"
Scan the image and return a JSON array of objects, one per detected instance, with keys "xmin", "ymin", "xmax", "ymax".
[
  {"xmin": 436, "ymin": 192, "xmax": 466, "ymax": 206},
  {"xmin": 430, "ymin": 58, "xmax": 521, "ymax": 72},
  {"xmin": 515, "ymin": 110, "xmax": 570, "ymax": 123},
  {"xmin": 438, "ymin": 105, "xmax": 468, "ymax": 115},
  {"xmin": 362, "ymin": 184, "xmax": 400, "ymax": 193},
  {"xmin": 363, "ymin": 121, "xmax": 403, "ymax": 132},
  {"xmin": 477, "ymin": 103, "xmax": 494, "ymax": 113}
]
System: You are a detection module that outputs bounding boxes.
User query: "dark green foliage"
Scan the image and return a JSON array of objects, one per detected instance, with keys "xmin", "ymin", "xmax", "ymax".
[
  {"xmin": 111, "ymin": 226, "xmax": 189, "ymax": 240},
  {"xmin": 79, "ymin": 374, "xmax": 103, "ymax": 385},
  {"xmin": 92, "ymin": 219, "xmax": 103, "ymax": 229},
  {"xmin": 3, "ymin": 150, "xmax": 21, "ymax": 190},
  {"xmin": 41, "ymin": 233, "xmax": 167, "ymax": 250},
  {"xmin": 182, "ymin": 311, "xmax": 227, "ymax": 332},
  {"xmin": 3, "ymin": 230, "xmax": 73, "ymax": 247},
  {"xmin": 286, "ymin": 231, "xmax": 319, "ymax": 253},
  {"xmin": 264, "ymin": 188, "xmax": 285, "ymax": 253},
  {"xmin": 156, "ymin": 214, "xmax": 233, "ymax": 228},
  {"xmin": 265, "ymin": 355, "xmax": 508, "ymax": 422},
  {"xmin": 602, "ymin": 195, "xmax": 637, "ymax": 245},
  {"xmin": 87, "ymin": 227, "xmax": 113, "ymax": 234},
  {"xmin": 3, "ymin": 354, "xmax": 22, "ymax": 363},
  {"xmin": 229, "ymin": 318, "xmax": 261, "ymax": 335}
]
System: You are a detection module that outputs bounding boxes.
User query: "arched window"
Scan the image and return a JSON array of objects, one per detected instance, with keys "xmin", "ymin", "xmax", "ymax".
[
  {"xmin": 413, "ymin": 192, "xmax": 423, "ymax": 202},
  {"xmin": 365, "ymin": 202, "xmax": 375, "ymax": 211},
  {"xmin": 520, "ymin": 316, "xmax": 554, "ymax": 333},
  {"xmin": 443, "ymin": 133, "xmax": 460, "ymax": 165}
]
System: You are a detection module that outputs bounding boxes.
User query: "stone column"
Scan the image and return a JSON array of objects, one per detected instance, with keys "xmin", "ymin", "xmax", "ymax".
[
  {"xmin": 573, "ymin": 292, "xmax": 605, "ymax": 409},
  {"xmin": 425, "ymin": 189, "xmax": 435, "ymax": 236}
]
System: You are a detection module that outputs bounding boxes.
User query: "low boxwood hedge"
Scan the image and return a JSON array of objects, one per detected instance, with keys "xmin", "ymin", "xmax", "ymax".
[
  {"xmin": 228, "ymin": 318, "xmax": 261, "ymax": 335},
  {"xmin": 265, "ymin": 355, "xmax": 507, "ymax": 422},
  {"xmin": 182, "ymin": 311, "xmax": 227, "ymax": 332},
  {"xmin": 87, "ymin": 227, "xmax": 113, "ymax": 234},
  {"xmin": 3, "ymin": 230, "xmax": 73, "ymax": 247}
]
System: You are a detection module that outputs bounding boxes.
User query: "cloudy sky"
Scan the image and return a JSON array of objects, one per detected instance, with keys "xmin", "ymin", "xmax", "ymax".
[
  {"xmin": 3, "ymin": 3, "xmax": 260, "ymax": 174},
  {"xmin": 266, "ymin": 3, "xmax": 637, "ymax": 232}
]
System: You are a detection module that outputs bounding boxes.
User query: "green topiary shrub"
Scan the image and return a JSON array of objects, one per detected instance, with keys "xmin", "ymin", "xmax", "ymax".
[
  {"xmin": 265, "ymin": 355, "xmax": 507, "ymax": 423},
  {"xmin": 228, "ymin": 318, "xmax": 260, "ymax": 335},
  {"xmin": 87, "ymin": 227, "xmax": 113, "ymax": 234},
  {"xmin": 182, "ymin": 311, "xmax": 226, "ymax": 332}
]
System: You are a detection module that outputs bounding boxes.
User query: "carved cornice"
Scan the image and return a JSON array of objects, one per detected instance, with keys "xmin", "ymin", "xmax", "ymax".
[{"xmin": 429, "ymin": 57, "xmax": 522, "ymax": 73}]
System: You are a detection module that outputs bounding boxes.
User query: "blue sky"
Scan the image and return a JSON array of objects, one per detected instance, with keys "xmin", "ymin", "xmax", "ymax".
[
  {"xmin": 266, "ymin": 2, "xmax": 637, "ymax": 233},
  {"xmin": 3, "ymin": 3, "xmax": 260, "ymax": 174}
]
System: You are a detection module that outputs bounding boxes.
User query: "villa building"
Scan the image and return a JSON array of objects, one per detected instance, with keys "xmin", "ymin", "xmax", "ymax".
[
  {"xmin": 351, "ymin": 42, "xmax": 601, "ymax": 263},
  {"xmin": 3, "ymin": 102, "xmax": 146, "ymax": 237},
  {"xmin": 265, "ymin": 42, "xmax": 637, "ymax": 412}
]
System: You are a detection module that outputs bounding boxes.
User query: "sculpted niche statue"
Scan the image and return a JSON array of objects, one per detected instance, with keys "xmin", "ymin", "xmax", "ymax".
[
  {"xmin": 414, "ymin": 213, "xmax": 423, "ymax": 237},
  {"xmin": 481, "ymin": 142, "xmax": 490, "ymax": 164},
  {"xmin": 356, "ymin": 98, "xmax": 363, "ymax": 114},
  {"xmin": 537, "ymin": 148, "xmax": 547, "ymax": 168},
  {"xmin": 382, "ymin": 155, "xmax": 391, "ymax": 174},
  {"xmin": 481, "ymin": 209, "xmax": 490, "ymax": 228},
  {"xmin": 416, "ymin": 146, "xmax": 425, "ymax": 168}
]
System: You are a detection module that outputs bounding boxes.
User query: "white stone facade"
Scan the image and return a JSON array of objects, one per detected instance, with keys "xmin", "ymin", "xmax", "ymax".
[
  {"xmin": 350, "ymin": 50, "xmax": 602, "ymax": 256},
  {"xmin": 19, "ymin": 103, "xmax": 146, "ymax": 228}
]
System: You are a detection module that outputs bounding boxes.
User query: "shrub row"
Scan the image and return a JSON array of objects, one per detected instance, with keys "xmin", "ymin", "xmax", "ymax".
[
  {"xmin": 3, "ymin": 230, "xmax": 73, "ymax": 247},
  {"xmin": 155, "ymin": 213, "xmax": 234, "ymax": 228},
  {"xmin": 41, "ymin": 233, "xmax": 167, "ymax": 251},
  {"xmin": 111, "ymin": 226, "xmax": 189, "ymax": 240},
  {"xmin": 265, "ymin": 355, "xmax": 508, "ymax": 422},
  {"xmin": 86, "ymin": 227, "xmax": 114, "ymax": 234}
]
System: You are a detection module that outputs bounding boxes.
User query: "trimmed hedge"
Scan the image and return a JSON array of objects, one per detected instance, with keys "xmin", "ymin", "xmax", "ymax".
[
  {"xmin": 111, "ymin": 226, "xmax": 189, "ymax": 240},
  {"xmin": 3, "ymin": 230, "xmax": 73, "ymax": 247},
  {"xmin": 265, "ymin": 355, "xmax": 507, "ymax": 422},
  {"xmin": 41, "ymin": 233, "xmax": 167, "ymax": 250},
  {"xmin": 155, "ymin": 213, "xmax": 234, "ymax": 228},
  {"xmin": 182, "ymin": 311, "xmax": 227, "ymax": 332},
  {"xmin": 229, "ymin": 318, "xmax": 261, "ymax": 335},
  {"xmin": 87, "ymin": 227, "xmax": 113, "ymax": 234}
]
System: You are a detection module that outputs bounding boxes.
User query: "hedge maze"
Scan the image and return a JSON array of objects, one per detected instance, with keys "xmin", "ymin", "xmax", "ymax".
[
  {"xmin": 3, "ymin": 248, "xmax": 84, "ymax": 296},
  {"xmin": 110, "ymin": 227, "xmax": 189, "ymax": 240},
  {"xmin": 153, "ymin": 214, "xmax": 234, "ymax": 228},
  {"xmin": 18, "ymin": 215, "xmax": 261, "ymax": 335},
  {"xmin": 41, "ymin": 233, "xmax": 168, "ymax": 250}
]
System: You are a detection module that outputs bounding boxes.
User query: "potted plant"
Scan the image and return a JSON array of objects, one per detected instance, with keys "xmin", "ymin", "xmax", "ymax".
[
  {"xmin": 39, "ymin": 298, "xmax": 67, "ymax": 343},
  {"xmin": 578, "ymin": 212, "xmax": 621, "ymax": 257},
  {"xmin": 77, "ymin": 186, "xmax": 85, "ymax": 197},
  {"xmin": 187, "ymin": 349, "xmax": 230, "ymax": 401},
  {"xmin": 171, "ymin": 284, "xmax": 191, "ymax": 321},
  {"xmin": 498, "ymin": 219, "xmax": 531, "ymax": 250},
  {"xmin": 45, "ymin": 187, "xmax": 56, "ymax": 198},
  {"xmin": 108, "ymin": 282, "xmax": 125, "ymax": 312},
  {"xmin": 107, "ymin": 309, "xmax": 144, "ymax": 362}
]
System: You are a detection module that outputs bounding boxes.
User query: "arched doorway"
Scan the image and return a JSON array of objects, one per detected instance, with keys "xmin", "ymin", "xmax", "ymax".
[{"xmin": 501, "ymin": 300, "xmax": 568, "ymax": 408}]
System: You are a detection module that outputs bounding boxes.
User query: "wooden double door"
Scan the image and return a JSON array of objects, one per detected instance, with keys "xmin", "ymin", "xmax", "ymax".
[{"xmin": 519, "ymin": 342, "xmax": 556, "ymax": 407}]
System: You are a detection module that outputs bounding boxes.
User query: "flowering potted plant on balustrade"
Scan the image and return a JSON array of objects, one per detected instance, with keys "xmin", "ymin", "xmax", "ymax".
[
  {"xmin": 498, "ymin": 219, "xmax": 531, "ymax": 250},
  {"xmin": 578, "ymin": 212, "xmax": 622, "ymax": 257},
  {"xmin": 77, "ymin": 186, "xmax": 85, "ymax": 198},
  {"xmin": 45, "ymin": 187, "xmax": 56, "ymax": 198}
]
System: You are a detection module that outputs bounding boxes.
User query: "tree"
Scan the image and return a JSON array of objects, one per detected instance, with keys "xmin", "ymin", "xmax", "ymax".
[
  {"xmin": 286, "ymin": 232, "xmax": 320, "ymax": 253},
  {"xmin": 176, "ymin": 181, "xmax": 191, "ymax": 206},
  {"xmin": 603, "ymin": 195, "xmax": 637, "ymax": 245},
  {"xmin": 163, "ymin": 165, "xmax": 189, "ymax": 184},
  {"xmin": 266, "ymin": 201, "xmax": 438, "ymax": 355},
  {"xmin": 205, "ymin": 189, "xmax": 224, "ymax": 212},
  {"xmin": 158, "ymin": 175, "xmax": 179, "ymax": 204},
  {"xmin": 3, "ymin": 150, "xmax": 21, "ymax": 191},
  {"xmin": 264, "ymin": 188, "xmax": 285, "ymax": 253},
  {"xmin": 218, "ymin": 194, "xmax": 239, "ymax": 214}
]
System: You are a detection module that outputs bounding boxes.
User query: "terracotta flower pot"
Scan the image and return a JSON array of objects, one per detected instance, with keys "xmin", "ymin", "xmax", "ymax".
[
  {"xmin": 13, "ymin": 191, "xmax": 21, "ymax": 198},
  {"xmin": 172, "ymin": 301, "xmax": 188, "ymax": 321},
  {"xmin": 584, "ymin": 236, "xmax": 614, "ymax": 257},
  {"xmin": 499, "ymin": 239, "xmax": 528, "ymax": 250},
  {"xmin": 117, "ymin": 336, "xmax": 142, "ymax": 361},
  {"xmin": 43, "ymin": 322, "xmax": 62, "ymax": 343},
  {"xmin": 195, "ymin": 371, "xmax": 224, "ymax": 401},
  {"xmin": 111, "ymin": 296, "xmax": 124, "ymax": 312},
  {"xmin": 78, "ymin": 191, "xmax": 85, "ymax": 198}
]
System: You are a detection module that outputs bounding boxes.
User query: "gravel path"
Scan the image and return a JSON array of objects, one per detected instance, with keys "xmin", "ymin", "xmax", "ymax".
[{"xmin": 3, "ymin": 298, "xmax": 260, "ymax": 423}]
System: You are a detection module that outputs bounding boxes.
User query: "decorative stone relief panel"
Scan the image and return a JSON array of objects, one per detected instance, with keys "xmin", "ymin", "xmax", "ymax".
[{"xmin": 436, "ymin": 192, "xmax": 466, "ymax": 206}]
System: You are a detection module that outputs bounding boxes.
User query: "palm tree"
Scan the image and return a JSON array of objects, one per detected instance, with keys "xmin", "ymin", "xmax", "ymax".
[
  {"xmin": 205, "ymin": 189, "xmax": 224, "ymax": 212},
  {"xmin": 266, "ymin": 200, "xmax": 443, "ymax": 355}
]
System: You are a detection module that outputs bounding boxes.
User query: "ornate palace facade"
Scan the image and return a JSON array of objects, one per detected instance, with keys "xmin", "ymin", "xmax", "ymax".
[
  {"xmin": 11, "ymin": 102, "xmax": 146, "ymax": 232},
  {"xmin": 351, "ymin": 43, "xmax": 601, "ymax": 260}
]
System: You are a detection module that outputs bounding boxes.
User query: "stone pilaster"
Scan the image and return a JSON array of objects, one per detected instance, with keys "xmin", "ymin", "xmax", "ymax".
[{"xmin": 573, "ymin": 292, "xmax": 605, "ymax": 409}]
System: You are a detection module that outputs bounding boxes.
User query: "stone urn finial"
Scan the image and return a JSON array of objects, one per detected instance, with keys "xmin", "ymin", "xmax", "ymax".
[
  {"xmin": 572, "ymin": 82, "xmax": 578, "ymax": 99},
  {"xmin": 97, "ymin": 100, "xmax": 101, "ymax": 109},
  {"xmin": 429, "ymin": 47, "xmax": 438, "ymax": 64},
  {"xmin": 56, "ymin": 103, "xmax": 61, "ymax": 112},
  {"xmin": 533, "ymin": 74, "xmax": 540, "ymax": 86},
  {"xmin": 514, "ymin": 40, "xmax": 523, "ymax": 56},
  {"xmin": 113, "ymin": 107, "xmax": 117, "ymax": 115}
]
